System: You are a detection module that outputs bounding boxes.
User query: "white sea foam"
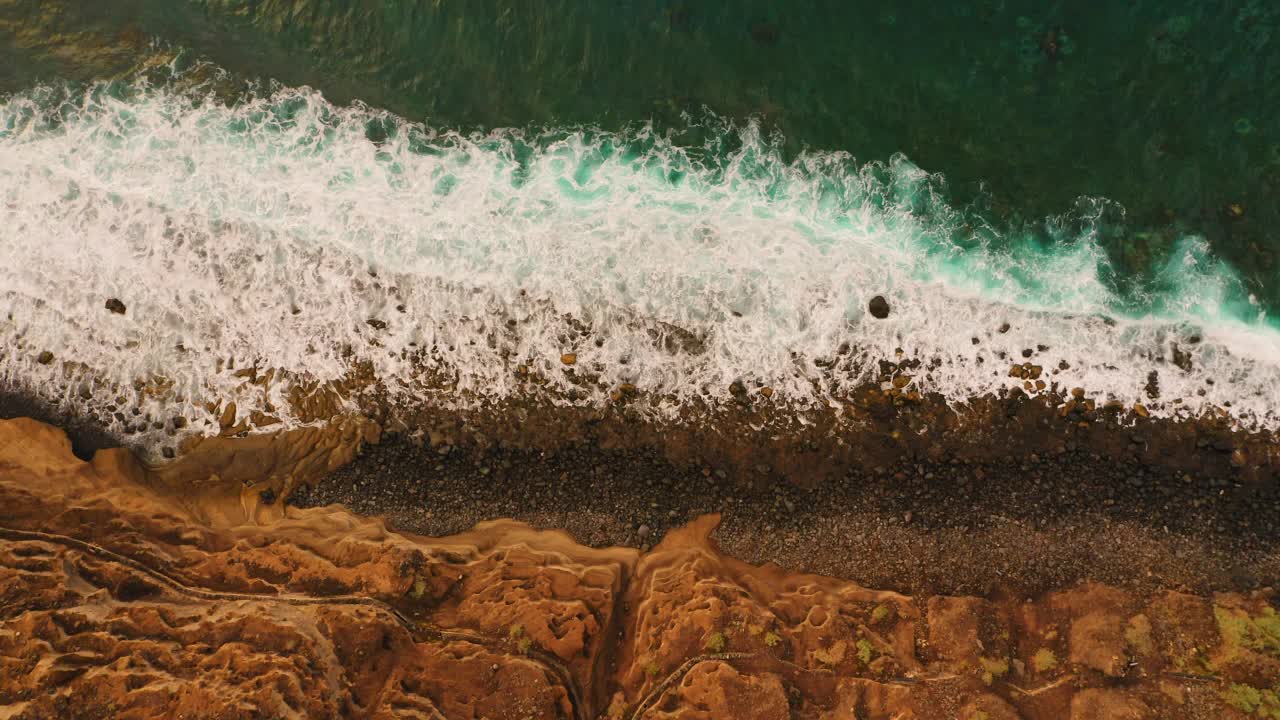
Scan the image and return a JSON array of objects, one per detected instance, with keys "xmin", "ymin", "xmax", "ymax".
[{"xmin": 1, "ymin": 80, "xmax": 1278, "ymax": 447}]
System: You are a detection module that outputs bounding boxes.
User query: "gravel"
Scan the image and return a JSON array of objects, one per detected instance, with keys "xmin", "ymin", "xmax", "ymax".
[{"xmin": 291, "ymin": 436, "xmax": 1280, "ymax": 597}]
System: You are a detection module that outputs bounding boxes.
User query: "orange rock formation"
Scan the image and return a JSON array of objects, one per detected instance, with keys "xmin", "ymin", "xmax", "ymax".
[{"xmin": 0, "ymin": 418, "xmax": 1275, "ymax": 719}]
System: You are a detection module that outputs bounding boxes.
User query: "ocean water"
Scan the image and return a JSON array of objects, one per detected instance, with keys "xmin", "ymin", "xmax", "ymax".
[{"xmin": 1, "ymin": 2, "xmax": 1279, "ymax": 440}]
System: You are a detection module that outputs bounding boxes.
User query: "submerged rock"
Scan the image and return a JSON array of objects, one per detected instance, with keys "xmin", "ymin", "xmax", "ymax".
[
  {"xmin": 748, "ymin": 20, "xmax": 779, "ymax": 45},
  {"xmin": 1145, "ymin": 370, "xmax": 1161, "ymax": 399},
  {"xmin": 1172, "ymin": 344, "xmax": 1194, "ymax": 372}
]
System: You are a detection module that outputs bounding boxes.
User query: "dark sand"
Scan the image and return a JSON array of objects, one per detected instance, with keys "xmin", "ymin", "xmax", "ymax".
[{"xmin": 292, "ymin": 436, "xmax": 1280, "ymax": 598}]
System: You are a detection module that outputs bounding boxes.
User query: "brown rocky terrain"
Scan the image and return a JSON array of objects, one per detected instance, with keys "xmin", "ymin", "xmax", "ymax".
[{"xmin": 0, "ymin": 417, "xmax": 1277, "ymax": 719}]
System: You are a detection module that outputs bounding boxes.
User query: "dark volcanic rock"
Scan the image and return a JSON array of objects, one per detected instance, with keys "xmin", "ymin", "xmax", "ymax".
[
  {"xmin": 868, "ymin": 295, "xmax": 891, "ymax": 319},
  {"xmin": 1145, "ymin": 369, "xmax": 1161, "ymax": 399},
  {"xmin": 104, "ymin": 298, "xmax": 126, "ymax": 314}
]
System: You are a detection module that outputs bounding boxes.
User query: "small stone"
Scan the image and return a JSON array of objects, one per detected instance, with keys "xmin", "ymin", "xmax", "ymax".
[
  {"xmin": 1133, "ymin": 403, "xmax": 1149, "ymax": 418},
  {"xmin": 1231, "ymin": 449, "xmax": 1248, "ymax": 467},
  {"xmin": 868, "ymin": 295, "xmax": 891, "ymax": 319},
  {"xmin": 1070, "ymin": 387, "xmax": 1085, "ymax": 399},
  {"xmin": 218, "ymin": 403, "xmax": 237, "ymax": 432},
  {"xmin": 560, "ymin": 353, "xmax": 577, "ymax": 365},
  {"xmin": 759, "ymin": 386, "xmax": 774, "ymax": 398},
  {"xmin": 637, "ymin": 524, "xmax": 651, "ymax": 539},
  {"xmin": 366, "ymin": 318, "xmax": 387, "ymax": 330},
  {"xmin": 105, "ymin": 298, "xmax": 127, "ymax": 314},
  {"xmin": 36, "ymin": 351, "xmax": 54, "ymax": 365}
]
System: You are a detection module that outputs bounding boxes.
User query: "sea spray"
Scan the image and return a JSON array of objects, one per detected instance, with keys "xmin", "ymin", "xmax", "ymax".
[{"xmin": 1, "ymin": 78, "xmax": 1278, "ymax": 447}]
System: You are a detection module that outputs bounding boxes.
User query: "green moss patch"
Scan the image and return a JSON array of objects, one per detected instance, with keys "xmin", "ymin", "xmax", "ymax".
[
  {"xmin": 1216, "ymin": 606, "xmax": 1280, "ymax": 660},
  {"xmin": 1222, "ymin": 683, "xmax": 1280, "ymax": 718},
  {"xmin": 1032, "ymin": 648, "xmax": 1058, "ymax": 672},
  {"xmin": 978, "ymin": 656, "xmax": 1009, "ymax": 685},
  {"xmin": 703, "ymin": 631, "xmax": 727, "ymax": 653}
]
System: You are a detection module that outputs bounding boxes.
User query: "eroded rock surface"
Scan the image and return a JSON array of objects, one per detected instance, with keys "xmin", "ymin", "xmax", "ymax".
[
  {"xmin": 0, "ymin": 418, "xmax": 1275, "ymax": 719},
  {"xmin": 0, "ymin": 418, "xmax": 631, "ymax": 719}
]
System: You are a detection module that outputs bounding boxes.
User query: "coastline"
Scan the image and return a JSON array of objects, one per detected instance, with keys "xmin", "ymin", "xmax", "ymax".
[
  {"xmin": 3, "ymin": 381, "xmax": 1278, "ymax": 598},
  {"xmin": 5, "ymin": 4, "xmax": 1280, "ymax": 716}
]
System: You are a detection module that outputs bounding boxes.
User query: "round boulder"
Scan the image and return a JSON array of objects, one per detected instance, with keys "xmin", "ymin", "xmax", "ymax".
[{"xmin": 868, "ymin": 295, "xmax": 891, "ymax": 319}]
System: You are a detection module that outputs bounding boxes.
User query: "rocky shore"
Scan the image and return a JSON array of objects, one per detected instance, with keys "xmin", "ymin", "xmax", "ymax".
[
  {"xmin": 0, "ymin": 417, "xmax": 1278, "ymax": 719},
  {"xmin": 6, "ymin": 287, "xmax": 1279, "ymax": 492}
]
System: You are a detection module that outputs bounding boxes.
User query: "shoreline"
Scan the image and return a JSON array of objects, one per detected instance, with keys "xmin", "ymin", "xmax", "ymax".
[
  {"xmin": 4, "ymin": 380, "xmax": 1278, "ymax": 598},
  {"xmin": 7, "ymin": 346, "xmax": 1276, "ymax": 485}
]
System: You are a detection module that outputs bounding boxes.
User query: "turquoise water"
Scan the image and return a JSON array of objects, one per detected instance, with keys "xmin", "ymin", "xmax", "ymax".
[
  {"xmin": 5, "ymin": 0, "xmax": 1280, "ymax": 310},
  {"xmin": 1, "ymin": 1, "xmax": 1278, "ymax": 438}
]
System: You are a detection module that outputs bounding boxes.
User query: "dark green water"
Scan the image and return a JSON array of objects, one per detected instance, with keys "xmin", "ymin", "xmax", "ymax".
[{"xmin": 4, "ymin": 0, "xmax": 1279, "ymax": 309}]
